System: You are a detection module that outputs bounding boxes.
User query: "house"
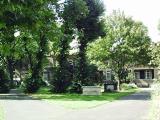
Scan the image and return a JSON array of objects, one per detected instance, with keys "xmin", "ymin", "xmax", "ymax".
[
  {"xmin": 105, "ymin": 66, "xmax": 159, "ymax": 87},
  {"xmin": 133, "ymin": 66, "xmax": 159, "ymax": 87}
]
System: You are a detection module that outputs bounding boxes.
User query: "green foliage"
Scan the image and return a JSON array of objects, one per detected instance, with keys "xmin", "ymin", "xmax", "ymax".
[
  {"xmin": 67, "ymin": 82, "xmax": 82, "ymax": 94},
  {"xmin": 0, "ymin": 68, "xmax": 10, "ymax": 93},
  {"xmin": 87, "ymin": 11, "xmax": 151, "ymax": 84},
  {"xmin": 75, "ymin": 0, "xmax": 105, "ymax": 85},
  {"xmin": 126, "ymin": 71, "xmax": 134, "ymax": 82},
  {"xmin": 51, "ymin": 0, "xmax": 89, "ymax": 93},
  {"xmin": 120, "ymin": 83, "xmax": 138, "ymax": 90},
  {"xmin": 150, "ymin": 43, "xmax": 160, "ymax": 67},
  {"xmin": 76, "ymin": 0, "xmax": 105, "ymax": 40},
  {"xmin": 0, "ymin": 0, "xmax": 59, "ymax": 88},
  {"xmin": 149, "ymin": 21, "xmax": 160, "ymax": 80},
  {"xmin": 81, "ymin": 64, "xmax": 104, "ymax": 85},
  {"xmin": 62, "ymin": 0, "xmax": 89, "ymax": 27},
  {"xmin": 49, "ymin": 67, "xmax": 71, "ymax": 93},
  {"xmin": 22, "ymin": 75, "xmax": 43, "ymax": 93},
  {"xmin": 35, "ymin": 87, "xmax": 52, "ymax": 94}
]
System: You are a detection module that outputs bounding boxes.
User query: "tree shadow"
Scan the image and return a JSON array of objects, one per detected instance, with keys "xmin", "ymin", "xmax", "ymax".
[
  {"xmin": 119, "ymin": 91, "xmax": 151, "ymax": 101},
  {"xmin": 0, "ymin": 94, "xmax": 39, "ymax": 100},
  {"xmin": 29, "ymin": 91, "xmax": 139, "ymax": 101}
]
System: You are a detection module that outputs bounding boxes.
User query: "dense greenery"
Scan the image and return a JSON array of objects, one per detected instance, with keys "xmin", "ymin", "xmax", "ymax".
[
  {"xmin": 150, "ymin": 21, "xmax": 160, "ymax": 67},
  {"xmin": 52, "ymin": 0, "xmax": 89, "ymax": 93},
  {"xmin": 0, "ymin": 0, "xmax": 59, "ymax": 92},
  {"xmin": 0, "ymin": 68, "xmax": 10, "ymax": 93},
  {"xmin": 87, "ymin": 11, "xmax": 151, "ymax": 89},
  {"xmin": 76, "ymin": 0, "xmax": 105, "ymax": 85},
  {"xmin": 150, "ymin": 43, "xmax": 160, "ymax": 67},
  {"xmin": 0, "ymin": 1, "xmax": 155, "ymax": 93}
]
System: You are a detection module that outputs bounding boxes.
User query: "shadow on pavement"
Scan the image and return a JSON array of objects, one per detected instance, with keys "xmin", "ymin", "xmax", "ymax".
[
  {"xmin": 120, "ymin": 91, "xmax": 151, "ymax": 101},
  {"xmin": 0, "ymin": 94, "xmax": 39, "ymax": 100}
]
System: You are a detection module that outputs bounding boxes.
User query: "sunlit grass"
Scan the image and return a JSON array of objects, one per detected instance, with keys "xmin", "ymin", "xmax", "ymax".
[{"xmin": 31, "ymin": 87, "xmax": 137, "ymax": 109}]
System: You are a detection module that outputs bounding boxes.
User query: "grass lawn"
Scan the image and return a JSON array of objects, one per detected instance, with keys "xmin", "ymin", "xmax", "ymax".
[
  {"xmin": 31, "ymin": 87, "xmax": 138, "ymax": 109},
  {"xmin": 0, "ymin": 105, "xmax": 4, "ymax": 120}
]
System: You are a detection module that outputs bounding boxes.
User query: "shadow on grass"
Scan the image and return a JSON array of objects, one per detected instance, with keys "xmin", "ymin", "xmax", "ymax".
[
  {"xmin": 0, "ymin": 94, "xmax": 39, "ymax": 100},
  {"xmin": 0, "ymin": 89, "xmax": 139, "ymax": 101}
]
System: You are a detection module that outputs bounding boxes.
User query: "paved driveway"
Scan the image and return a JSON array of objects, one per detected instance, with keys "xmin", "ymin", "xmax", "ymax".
[
  {"xmin": 0, "ymin": 88, "xmax": 151, "ymax": 120},
  {"xmin": 59, "ymin": 89, "xmax": 151, "ymax": 120}
]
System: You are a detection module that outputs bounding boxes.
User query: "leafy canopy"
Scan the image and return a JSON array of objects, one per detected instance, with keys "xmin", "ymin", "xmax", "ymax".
[{"xmin": 87, "ymin": 11, "xmax": 151, "ymax": 77}]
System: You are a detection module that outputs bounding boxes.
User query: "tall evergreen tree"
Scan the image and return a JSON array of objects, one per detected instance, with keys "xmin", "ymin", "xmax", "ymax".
[
  {"xmin": 53, "ymin": 0, "xmax": 88, "ymax": 92},
  {"xmin": 75, "ymin": 0, "xmax": 105, "ymax": 85}
]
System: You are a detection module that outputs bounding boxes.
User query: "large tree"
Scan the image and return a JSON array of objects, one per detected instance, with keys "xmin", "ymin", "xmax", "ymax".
[
  {"xmin": 150, "ymin": 21, "xmax": 160, "ymax": 67},
  {"xmin": 0, "ymin": 1, "xmax": 26, "ymax": 87},
  {"xmin": 87, "ymin": 11, "xmax": 151, "ymax": 90},
  {"xmin": 75, "ymin": 0, "xmax": 105, "ymax": 85},
  {"xmin": 51, "ymin": 0, "xmax": 89, "ymax": 93},
  {"xmin": 0, "ymin": 0, "xmax": 59, "ymax": 92}
]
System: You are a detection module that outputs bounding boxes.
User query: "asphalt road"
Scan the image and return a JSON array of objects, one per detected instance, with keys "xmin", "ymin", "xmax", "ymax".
[{"xmin": 0, "ymin": 88, "xmax": 151, "ymax": 120}]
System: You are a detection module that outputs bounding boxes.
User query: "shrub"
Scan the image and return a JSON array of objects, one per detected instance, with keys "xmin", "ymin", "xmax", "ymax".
[
  {"xmin": 68, "ymin": 82, "xmax": 82, "ymax": 94},
  {"xmin": 81, "ymin": 64, "xmax": 104, "ymax": 86},
  {"xmin": 120, "ymin": 83, "xmax": 137, "ymax": 90},
  {"xmin": 49, "ymin": 67, "xmax": 71, "ymax": 93},
  {"xmin": 0, "ymin": 69, "xmax": 10, "ymax": 93},
  {"xmin": 21, "ymin": 76, "xmax": 43, "ymax": 93}
]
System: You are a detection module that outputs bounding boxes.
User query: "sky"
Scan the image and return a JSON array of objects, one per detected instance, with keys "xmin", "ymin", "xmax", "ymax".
[{"xmin": 103, "ymin": 0, "xmax": 160, "ymax": 42}]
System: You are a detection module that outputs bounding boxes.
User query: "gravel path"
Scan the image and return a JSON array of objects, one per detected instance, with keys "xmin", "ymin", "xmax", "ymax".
[{"xmin": 0, "ymin": 88, "xmax": 151, "ymax": 120}]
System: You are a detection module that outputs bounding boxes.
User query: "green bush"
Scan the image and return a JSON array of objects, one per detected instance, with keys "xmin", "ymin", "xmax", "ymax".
[
  {"xmin": 49, "ymin": 67, "xmax": 71, "ymax": 93},
  {"xmin": 0, "ymin": 69, "xmax": 10, "ymax": 93},
  {"xmin": 120, "ymin": 83, "xmax": 137, "ymax": 90},
  {"xmin": 22, "ymin": 76, "xmax": 42, "ymax": 93},
  {"xmin": 68, "ymin": 82, "xmax": 82, "ymax": 94}
]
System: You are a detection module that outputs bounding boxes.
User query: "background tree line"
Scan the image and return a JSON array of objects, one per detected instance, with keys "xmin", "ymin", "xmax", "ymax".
[{"xmin": 0, "ymin": 0, "xmax": 153, "ymax": 93}]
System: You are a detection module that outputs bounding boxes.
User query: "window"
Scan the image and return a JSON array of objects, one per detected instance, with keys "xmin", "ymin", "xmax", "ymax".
[
  {"xmin": 135, "ymin": 72, "xmax": 140, "ymax": 79},
  {"xmin": 106, "ymin": 70, "xmax": 111, "ymax": 80},
  {"xmin": 145, "ymin": 70, "xmax": 152, "ymax": 79}
]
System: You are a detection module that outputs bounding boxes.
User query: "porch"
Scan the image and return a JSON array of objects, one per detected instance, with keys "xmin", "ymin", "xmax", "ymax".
[{"xmin": 133, "ymin": 68, "xmax": 158, "ymax": 87}]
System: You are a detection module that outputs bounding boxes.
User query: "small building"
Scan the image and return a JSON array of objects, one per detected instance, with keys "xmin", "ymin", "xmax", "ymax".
[
  {"xmin": 104, "ymin": 66, "xmax": 159, "ymax": 88},
  {"xmin": 133, "ymin": 66, "xmax": 159, "ymax": 87}
]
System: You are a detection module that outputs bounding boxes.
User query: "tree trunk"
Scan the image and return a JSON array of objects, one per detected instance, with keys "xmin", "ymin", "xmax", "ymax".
[
  {"xmin": 56, "ymin": 36, "xmax": 70, "ymax": 93},
  {"xmin": 78, "ymin": 39, "xmax": 87, "ymax": 85},
  {"xmin": 6, "ymin": 57, "xmax": 15, "ymax": 88},
  {"xmin": 31, "ymin": 31, "xmax": 47, "ymax": 80}
]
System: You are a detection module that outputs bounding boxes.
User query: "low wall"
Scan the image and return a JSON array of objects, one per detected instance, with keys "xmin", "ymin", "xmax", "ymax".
[{"xmin": 82, "ymin": 86, "xmax": 101, "ymax": 95}]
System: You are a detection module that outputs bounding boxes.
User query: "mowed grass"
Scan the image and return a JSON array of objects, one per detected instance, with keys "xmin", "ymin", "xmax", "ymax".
[{"xmin": 31, "ymin": 87, "xmax": 137, "ymax": 109}]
